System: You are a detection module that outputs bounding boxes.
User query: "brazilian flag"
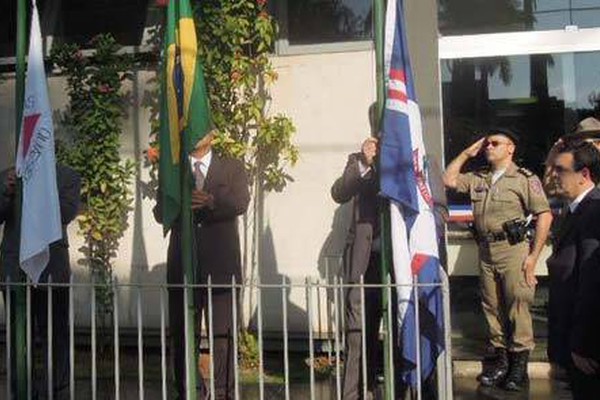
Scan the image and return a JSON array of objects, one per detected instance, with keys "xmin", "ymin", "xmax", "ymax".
[{"xmin": 159, "ymin": 0, "xmax": 212, "ymax": 232}]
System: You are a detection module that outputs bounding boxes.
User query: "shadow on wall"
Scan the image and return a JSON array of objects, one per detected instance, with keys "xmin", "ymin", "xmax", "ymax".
[
  {"xmin": 69, "ymin": 262, "xmax": 167, "ymax": 330},
  {"xmin": 249, "ymin": 225, "xmax": 308, "ymax": 334},
  {"xmin": 317, "ymin": 204, "xmax": 351, "ymax": 282},
  {"xmin": 247, "ymin": 203, "xmax": 353, "ymax": 338}
]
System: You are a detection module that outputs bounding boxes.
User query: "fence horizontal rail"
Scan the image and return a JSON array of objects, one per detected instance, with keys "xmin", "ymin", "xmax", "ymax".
[{"xmin": 0, "ymin": 281, "xmax": 446, "ymax": 289}]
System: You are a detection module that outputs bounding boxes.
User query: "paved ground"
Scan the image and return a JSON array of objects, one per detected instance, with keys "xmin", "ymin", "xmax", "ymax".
[
  {"xmin": 0, "ymin": 377, "xmax": 574, "ymax": 399},
  {"xmin": 453, "ymin": 378, "xmax": 572, "ymax": 400}
]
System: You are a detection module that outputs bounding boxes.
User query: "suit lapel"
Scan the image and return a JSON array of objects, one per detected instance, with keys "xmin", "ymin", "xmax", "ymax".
[
  {"xmin": 556, "ymin": 208, "xmax": 576, "ymax": 247},
  {"xmin": 557, "ymin": 188, "xmax": 600, "ymax": 247}
]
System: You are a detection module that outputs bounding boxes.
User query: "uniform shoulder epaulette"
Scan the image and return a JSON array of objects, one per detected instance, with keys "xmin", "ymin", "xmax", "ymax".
[{"xmin": 517, "ymin": 167, "xmax": 535, "ymax": 178}]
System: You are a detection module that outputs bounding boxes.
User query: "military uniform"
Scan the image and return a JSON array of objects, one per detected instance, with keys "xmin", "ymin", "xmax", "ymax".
[{"xmin": 455, "ymin": 163, "xmax": 549, "ymax": 352}]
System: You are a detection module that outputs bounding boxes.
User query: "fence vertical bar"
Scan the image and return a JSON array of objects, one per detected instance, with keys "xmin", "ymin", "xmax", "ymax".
[
  {"xmin": 91, "ymin": 282, "xmax": 97, "ymax": 400},
  {"xmin": 340, "ymin": 279, "xmax": 346, "ymax": 352},
  {"xmin": 208, "ymin": 276, "xmax": 215, "ymax": 400},
  {"xmin": 282, "ymin": 276, "xmax": 290, "ymax": 400},
  {"xmin": 360, "ymin": 276, "xmax": 367, "ymax": 400},
  {"xmin": 69, "ymin": 276, "xmax": 74, "ymax": 400},
  {"xmin": 26, "ymin": 282, "xmax": 32, "ymax": 400},
  {"xmin": 160, "ymin": 286, "xmax": 167, "ymax": 400},
  {"xmin": 137, "ymin": 286, "xmax": 144, "ymax": 400},
  {"xmin": 232, "ymin": 276, "xmax": 240, "ymax": 400},
  {"xmin": 387, "ymin": 276, "xmax": 395, "ymax": 398},
  {"xmin": 307, "ymin": 278, "xmax": 315, "ymax": 400},
  {"xmin": 334, "ymin": 277, "xmax": 341, "ymax": 400},
  {"xmin": 413, "ymin": 275, "xmax": 422, "ymax": 400},
  {"xmin": 325, "ymin": 259, "xmax": 332, "ymax": 361},
  {"xmin": 257, "ymin": 278, "xmax": 264, "ymax": 400},
  {"xmin": 6, "ymin": 280, "xmax": 11, "ymax": 400},
  {"xmin": 48, "ymin": 278, "xmax": 54, "ymax": 400},
  {"xmin": 442, "ymin": 272, "xmax": 453, "ymax": 400},
  {"xmin": 113, "ymin": 280, "xmax": 120, "ymax": 400},
  {"xmin": 183, "ymin": 276, "xmax": 192, "ymax": 400}
]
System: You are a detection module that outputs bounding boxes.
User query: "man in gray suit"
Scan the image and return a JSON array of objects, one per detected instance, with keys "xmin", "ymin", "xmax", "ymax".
[
  {"xmin": 0, "ymin": 164, "xmax": 81, "ymax": 399},
  {"xmin": 332, "ymin": 135, "xmax": 382, "ymax": 400}
]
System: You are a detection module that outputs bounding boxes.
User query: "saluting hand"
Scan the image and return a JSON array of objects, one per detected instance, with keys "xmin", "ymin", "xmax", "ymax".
[
  {"xmin": 361, "ymin": 137, "xmax": 378, "ymax": 166},
  {"xmin": 463, "ymin": 138, "xmax": 486, "ymax": 158}
]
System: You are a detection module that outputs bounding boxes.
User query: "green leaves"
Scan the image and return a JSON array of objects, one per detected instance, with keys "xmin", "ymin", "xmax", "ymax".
[
  {"xmin": 51, "ymin": 34, "xmax": 135, "ymax": 319},
  {"xmin": 194, "ymin": 0, "xmax": 298, "ymax": 194}
]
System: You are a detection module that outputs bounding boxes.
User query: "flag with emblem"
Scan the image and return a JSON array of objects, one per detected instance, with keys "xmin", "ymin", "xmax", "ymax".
[
  {"xmin": 158, "ymin": 0, "xmax": 212, "ymax": 232},
  {"xmin": 380, "ymin": 0, "xmax": 445, "ymax": 387},
  {"xmin": 15, "ymin": 1, "xmax": 62, "ymax": 283}
]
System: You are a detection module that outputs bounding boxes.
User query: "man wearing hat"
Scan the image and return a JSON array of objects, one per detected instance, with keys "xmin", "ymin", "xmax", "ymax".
[
  {"xmin": 542, "ymin": 117, "xmax": 600, "ymax": 381},
  {"xmin": 544, "ymin": 117, "xmax": 600, "ymax": 196},
  {"xmin": 444, "ymin": 128, "xmax": 552, "ymax": 391}
]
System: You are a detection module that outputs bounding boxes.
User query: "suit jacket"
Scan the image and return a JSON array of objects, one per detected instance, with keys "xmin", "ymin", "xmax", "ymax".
[
  {"xmin": 331, "ymin": 153, "xmax": 379, "ymax": 283},
  {"xmin": 546, "ymin": 187, "xmax": 600, "ymax": 365},
  {"xmin": 157, "ymin": 154, "xmax": 250, "ymax": 286},
  {"xmin": 0, "ymin": 165, "xmax": 81, "ymax": 283}
]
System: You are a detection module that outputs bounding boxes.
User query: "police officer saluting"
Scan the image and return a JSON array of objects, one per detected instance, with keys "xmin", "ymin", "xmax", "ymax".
[{"xmin": 444, "ymin": 128, "xmax": 553, "ymax": 391}]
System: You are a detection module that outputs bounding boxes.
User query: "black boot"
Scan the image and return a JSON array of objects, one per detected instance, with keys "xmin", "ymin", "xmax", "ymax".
[
  {"xmin": 504, "ymin": 350, "xmax": 530, "ymax": 391},
  {"xmin": 478, "ymin": 347, "xmax": 509, "ymax": 387}
]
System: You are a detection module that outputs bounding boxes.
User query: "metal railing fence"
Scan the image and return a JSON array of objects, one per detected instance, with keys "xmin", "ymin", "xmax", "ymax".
[{"xmin": 0, "ymin": 274, "xmax": 452, "ymax": 400}]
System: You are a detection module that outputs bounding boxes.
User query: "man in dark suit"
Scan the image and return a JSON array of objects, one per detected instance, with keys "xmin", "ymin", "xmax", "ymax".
[
  {"xmin": 155, "ymin": 130, "xmax": 250, "ymax": 399},
  {"xmin": 0, "ymin": 164, "xmax": 81, "ymax": 399},
  {"xmin": 332, "ymin": 135, "xmax": 382, "ymax": 400},
  {"xmin": 546, "ymin": 140, "xmax": 600, "ymax": 399}
]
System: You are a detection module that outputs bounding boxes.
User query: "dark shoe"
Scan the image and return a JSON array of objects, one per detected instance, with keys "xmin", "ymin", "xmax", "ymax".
[
  {"xmin": 478, "ymin": 347, "xmax": 509, "ymax": 387},
  {"xmin": 504, "ymin": 350, "xmax": 530, "ymax": 391}
]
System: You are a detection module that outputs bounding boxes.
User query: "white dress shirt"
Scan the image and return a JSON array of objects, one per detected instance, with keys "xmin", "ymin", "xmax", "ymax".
[
  {"xmin": 569, "ymin": 185, "xmax": 594, "ymax": 213},
  {"xmin": 190, "ymin": 150, "xmax": 212, "ymax": 178}
]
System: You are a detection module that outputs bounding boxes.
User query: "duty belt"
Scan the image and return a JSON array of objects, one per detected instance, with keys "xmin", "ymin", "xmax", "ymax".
[{"xmin": 480, "ymin": 231, "xmax": 507, "ymax": 243}]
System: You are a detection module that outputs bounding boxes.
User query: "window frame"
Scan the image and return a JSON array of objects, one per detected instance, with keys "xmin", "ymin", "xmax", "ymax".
[{"xmin": 439, "ymin": 27, "xmax": 600, "ymax": 60}]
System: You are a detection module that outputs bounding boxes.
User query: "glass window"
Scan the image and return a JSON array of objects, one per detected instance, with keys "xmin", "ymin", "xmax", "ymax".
[
  {"xmin": 0, "ymin": 0, "xmax": 153, "ymax": 58},
  {"xmin": 438, "ymin": 0, "xmax": 600, "ymax": 35},
  {"xmin": 442, "ymin": 51, "xmax": 600, "ymax": 205},
  {"xmin": 286, "ymin": 0, "xmax": 373, "ymax": 45}
]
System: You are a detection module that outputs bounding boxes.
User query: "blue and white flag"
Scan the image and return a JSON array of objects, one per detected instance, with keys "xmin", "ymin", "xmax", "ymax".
[
  {"xmin": 380, "ymin": 0, "xmax": 445, "ymax": 387},
  {"xmin": 15, "ymin": 1, "xmax": 62, "ymax": 283}
]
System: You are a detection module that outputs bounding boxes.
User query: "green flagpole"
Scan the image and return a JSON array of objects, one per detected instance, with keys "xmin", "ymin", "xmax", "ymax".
[
  {"xmin": 14, "ymin": 0, "xmax": 28, "ymax": 397},
  {"xmin": 181, "ymin": 156, "xmax": 198, "ymax": 399},
  {"xmin": 172, "ymin": 1, "xmax": 197, "ymax": 396},
  {"xmin": 373, "ymin": 0, "xmax": 394, "ymax": 399}
]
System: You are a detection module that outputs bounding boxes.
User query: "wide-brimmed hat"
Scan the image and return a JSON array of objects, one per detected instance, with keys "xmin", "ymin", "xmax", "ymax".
[{"xmin": 565, "ymin": 117, "xmax": 600, "ymax": 140}]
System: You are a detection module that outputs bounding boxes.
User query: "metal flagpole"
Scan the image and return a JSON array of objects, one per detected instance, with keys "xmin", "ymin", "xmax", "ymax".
[
  {"xmin": 14, "ymin": 0, "xmax": 29, "ymax": 397},
  {"xmin": 373, "ymin": 0, "xmax": 393, "ymax": 399},
  {"xmin": 168, "ymin": 0, "xmax": 198, "ymax": 396},
  {"xmin": 180, "ymin": 102, "xmax": 198, "ymax": 400}
]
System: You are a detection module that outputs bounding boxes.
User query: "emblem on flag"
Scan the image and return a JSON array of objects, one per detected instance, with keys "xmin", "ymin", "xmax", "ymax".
[
  {"xmin": 15, "ymin": 1, "xmax": 63, "ymax": 283},
  {"xmin": 380, "ymin": 0, "xmax": 446, "ymax": 387}
]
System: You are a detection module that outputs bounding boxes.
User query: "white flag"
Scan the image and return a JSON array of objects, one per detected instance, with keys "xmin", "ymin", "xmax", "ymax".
[{"xmin": 15, "ymin": 1, "xmax": 62, "ymax": 283}]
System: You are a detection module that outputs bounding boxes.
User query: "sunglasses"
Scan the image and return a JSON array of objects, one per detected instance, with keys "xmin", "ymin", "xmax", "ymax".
[{"xmin": 485, "ymin": 140, "xmax": 511, "ymax": 148}]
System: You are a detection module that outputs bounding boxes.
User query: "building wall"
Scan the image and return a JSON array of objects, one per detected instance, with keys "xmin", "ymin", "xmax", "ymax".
[{"xmin": 0, "ymin": 0, "xmax": 535, "ymax": 330}]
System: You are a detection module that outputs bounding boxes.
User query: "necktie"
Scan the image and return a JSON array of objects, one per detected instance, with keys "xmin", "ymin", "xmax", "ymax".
[{"xmin": 194, "ymin": 161, "xmax": 205, "ymax": 190}]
